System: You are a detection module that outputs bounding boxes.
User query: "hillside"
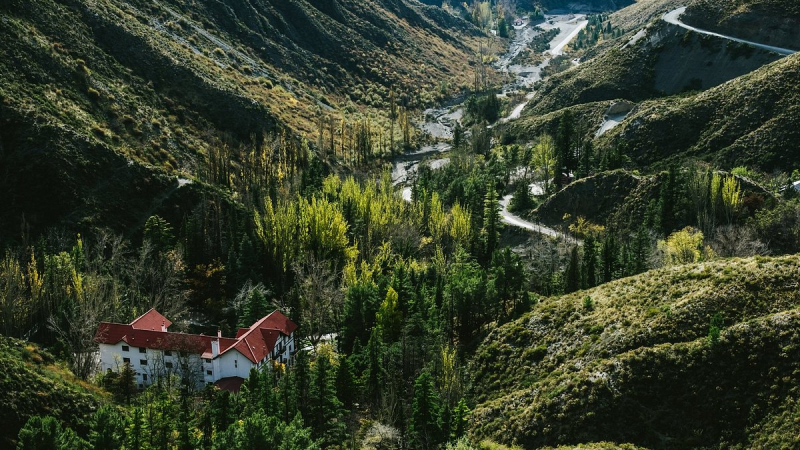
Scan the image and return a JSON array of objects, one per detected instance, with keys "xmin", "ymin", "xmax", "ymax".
[
  {"xmin": 599, "ymin": 53, "xmax": 800, "ymax": 171},
  {"xmin": 0, "ymin": 336, "xmax": 104, "ymax": 447},
  {"xmin": 520, "ymin": 19, "xmax": 784, "ymax": 117},
  {"xmin": 683, "ymin": 0, "xmax": 800, "ymax": 51},
  {"xmin": 0, "ymin": 0, "xmax": 482, "ymax": 242},
  {"xmin": 469, "ymin": 255, "xmax": 800, "ymax": 449}
]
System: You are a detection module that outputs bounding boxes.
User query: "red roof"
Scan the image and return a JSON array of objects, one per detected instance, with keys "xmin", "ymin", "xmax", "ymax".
[
  {"xmin": 220, "ymin": 311, "xmax": 296, "ymax": 363},
  {"xmin": 94, "ymin": 309, "xmax": 296, "ymax": 364},
  {"xmin": 130, "ymin": 309, "xmax": 172, "ymax": 331},
  {"xmin": 214, "ymin": 376, "xmax": 245, "ymax": 393}
]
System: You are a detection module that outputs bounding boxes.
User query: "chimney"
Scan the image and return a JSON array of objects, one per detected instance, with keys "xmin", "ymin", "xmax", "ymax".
[
  {"xmin": 212, "ymin": 339, "xmax": 220, "ymax": 358},
  {"xmin": 217, "ymin": 329, "xmax": 222, "ymax": 338},
  {"xmin": 161, "ymin": 321, "xmax": 167, "ymax": 332}
]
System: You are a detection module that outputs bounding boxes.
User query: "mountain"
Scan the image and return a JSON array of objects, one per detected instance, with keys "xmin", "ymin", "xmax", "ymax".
[
  {"xmin": 521, "ymin": 17, "xmax": 783, "ymax": 117},
  {"xmin": 470, "ymin": 254, "xmax": 800, "ymax": 449},
  {"xmin": 598, "ymin": 53, "xmax": 800, "ymax": 171},
  {"xmin": 0, "ymin": 0, "xmax": 481, "ymax": 242}
]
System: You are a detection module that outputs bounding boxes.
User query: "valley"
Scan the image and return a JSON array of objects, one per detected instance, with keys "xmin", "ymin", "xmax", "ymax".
[{"xmin": 2, "ymin": 0, "xmax": 800, "ymax": 449}]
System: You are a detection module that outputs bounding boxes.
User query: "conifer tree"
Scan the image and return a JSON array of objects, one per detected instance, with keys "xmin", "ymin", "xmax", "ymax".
[{"xmin": 410, "ymin": 371, "xmax": 442, "ymax": 449}]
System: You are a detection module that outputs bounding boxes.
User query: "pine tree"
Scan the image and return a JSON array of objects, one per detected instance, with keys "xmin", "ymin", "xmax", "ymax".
[
  {"xmin": 310, "ymin": 354, "xmax": 345, "ymax": 445},
  {"xmin": 89, "ymin": 405, "xmax": 125, "ymax": 450},
  {"xmin": 565, "ymin": 246, "xmax": 580, "ymax": 293},
  {"xmin": 335, "ymin": 355, "xmax": 356, "ymax": 410},
  {"xmin": 582, "ymin": 235, "xmax": 598, "ymax": 288},
  {"xmin": 410, "ymin": 371, "xmax": 442, "ymax": 449},
  {"xmin": 481, "ymin": 184, "xmax": 501, "ymax": 261},
  {"xmin": 365, "ymin": 328, "xmax": 383, "ymax": 406}
]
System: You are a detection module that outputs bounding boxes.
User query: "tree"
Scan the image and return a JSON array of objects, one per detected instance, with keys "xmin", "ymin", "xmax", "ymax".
[
  {"xmin": 555, "ymin": 111, "xmax": 575, "ymax": 190},
  {"xmin": 236, "ymin": 282, "xmax": 272, "ymax": 328},
  {"xmin": 582, "ymin": 235, "xmax": 598, "ymax": 288},
  {"xmin": 481, "ymin": 183, "xmax": 501, "ymax": 261},
  {"xmin": 532, "ymin": 134, "xmax": 556, "ymax": 194},
  {"xmin": 660, "ymin": 227, "xmax": 709, "ymax": 265},
  {"xmin": 89, "ymin": 406, "xmax": 125, "ymax": 450},
  {"xmin": 450, "ymin": 398, "xmax": 470, "ymax": 440},
  {"xmin": 310, "ymin": 353, "xmax": 345, "ymax": 445},
  {"xmin": 17, "ymin": 416, "xmax": 61, "ymax": 450},
  {"xmin": 335, "ymin": 354, "xmax": 356, "ymax": 410},
  {"xmin": 721, "ymin": 175, "xmax": 743, "ymax": 225},
  {"xmin": 410, "ymin": 371, "xmax": 442, "ymax": 449},
  {"xmin": 294, "ymin": 257, "xmax": 344, "ymax": 349},
  {"xmin": 364, "ymin": 328, "xmax": 384, "ymax": 406},
  {"xmin": 376, "ymin": 287, "xmax": 403, "ymax": 343},
  {"xmin": 143, "ymin": 215, "xmax": 175, "ymax": 251},
  {"xmin": 565, "ymin": 246, "xmax": 580, "ymax": 293}
]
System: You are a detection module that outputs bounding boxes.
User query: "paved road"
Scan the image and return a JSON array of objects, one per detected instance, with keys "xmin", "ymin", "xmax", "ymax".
[
  {"xmin": 499, "ymin": 195, "xmax": 578, "ymax": 243},
  {"xmin": 663, "ymin": 7, "xmax": 796, "ymax": 56}
]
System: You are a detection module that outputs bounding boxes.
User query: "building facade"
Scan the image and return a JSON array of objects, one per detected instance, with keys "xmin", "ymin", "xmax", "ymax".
[{"xmin": 94, "ymin": 309, "xmax": 296, "ymax": 391}]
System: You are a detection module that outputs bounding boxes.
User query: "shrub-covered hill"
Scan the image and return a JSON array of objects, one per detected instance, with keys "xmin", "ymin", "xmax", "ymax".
[
  {"xmin": 599, "ymin": 52, "xmax": 800, "ymax": 172},
  {"xmin": 527, "ymin": 169, "xmax": 773, "ymax": 232},
  {"xmin": 0, "ymin": 0, "xmax": 482, "ymax": 241},
  {"xmin": 469, "ymin": 255, "xmax": 800, "ymax": 449},
  {"xmin": 520, "ymin": 19, "xmax": 783, "ymax": 118},
  {"xmin": 0, "ymin": 336, "xmax": 104, "ymax": 447},
  {"xmin": 683, "ymin": 0, "xmax": 800, "ymax": 51}
]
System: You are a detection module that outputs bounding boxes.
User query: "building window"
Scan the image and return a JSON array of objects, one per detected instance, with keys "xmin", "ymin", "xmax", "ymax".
[
  {"xmin": 206, "ymin": 370, "xmax": 212, "ymax": 376},
  {"xmin": 140, "ymin": 359, "xmax": 147, "ymax": 366},
  {"xmin": 165, "ymin": 362, "xmax": 173, "ymax": 369},
  {"xmin": 164, "ymin": 351, "xmax": 172, "ymax": 357},
  {"xmin": 234, "ymin": 360, "xmax": 238, "ymax": 368},
  {"xmin": 122, "ymin": 345, "xmax": 129, "ymax": 352},
  {"xmin": 123, "ymin": 357, "xmax": 130, "ymax": 364},
  {"xmin": 139, "ymin": 348, "xmax": 146, "ymax": 354},
  {"xmin": 142, "ymin": 374, "xmax": 148, "ymax": 381},
  {"xmin": 204, "ymin": 358, "xmax": 211, "ymax": 363}
]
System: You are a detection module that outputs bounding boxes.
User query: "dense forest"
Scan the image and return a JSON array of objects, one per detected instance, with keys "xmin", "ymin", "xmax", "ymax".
[{"xmin": 3, "ymin": 0, "xmax": 800, "ymax": 449}]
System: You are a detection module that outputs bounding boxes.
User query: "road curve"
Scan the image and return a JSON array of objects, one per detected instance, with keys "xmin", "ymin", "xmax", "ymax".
[
  {"xmin": 663, "ymin": 7, "xmax": 796, "ymax": 56},
  {"xmin": 500, "ymin": 195, "xmax": 580, "ymax": 243}
]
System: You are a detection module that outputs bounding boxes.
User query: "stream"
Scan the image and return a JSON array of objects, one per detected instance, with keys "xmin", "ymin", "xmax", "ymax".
[{"xmin": 392, "ymin": 14, "xmax": 587, "ymax": 240}]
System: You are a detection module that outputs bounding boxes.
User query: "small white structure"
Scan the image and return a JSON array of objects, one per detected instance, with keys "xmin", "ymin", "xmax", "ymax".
[{"xmin": 94, "ymin": 309, "xmax": 296, "ymax": 392}]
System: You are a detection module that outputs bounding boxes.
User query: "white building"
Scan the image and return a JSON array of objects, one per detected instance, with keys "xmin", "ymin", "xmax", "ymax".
[{"xmin": 94, "ymin": 309, "xmax": 296, "ymax": 392}]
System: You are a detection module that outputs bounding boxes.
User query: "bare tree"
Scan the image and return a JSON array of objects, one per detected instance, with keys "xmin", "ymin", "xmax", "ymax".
[
  {"xmin": 292, "ymin": 257, "xmax": 344, "ymax": 349},
  {"xmin": 49, "ymin": 272, "xmax": 117, "ymax": 379},
  {"xmin": 710, "ymin": 225, "xmax": 768, "ymax": 258}
]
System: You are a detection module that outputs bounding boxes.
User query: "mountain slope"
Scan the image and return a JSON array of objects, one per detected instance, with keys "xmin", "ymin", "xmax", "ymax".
[
  {"xmin": 683, "ymin": 0, "xmax": 800, "ymax": 51},
  {"xmin": 599, "ymin": 53, "xmax": 800, "ymax": 171},
  {"xmin": 0, "ymin": 336, "xmax": 104, "ymax": 447},
  {"xmin": 0, "ymin": 0, "xmax": 482, "ymax": 242},
  {"xmin": 469, "ymin": 255, "xmax": 800, "ymax": 449}
]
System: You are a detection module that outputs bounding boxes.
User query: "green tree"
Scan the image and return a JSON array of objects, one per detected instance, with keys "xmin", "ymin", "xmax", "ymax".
[
  {"xmin": 410, "ymin": 371, "xmax": 442, "ymax": 449},
  {"xmin": 335, "ymin": 354, "xmax": 356, "ymax": 410},
  {"xmin": 310, "ymin": 354, "xmax": 345, "ymax": 445},
  {"xmin": 143, "ymin": 215, "xmax": 175, "ymax": 251},
  {"xmin": 376, "ymin": 287, "xmax": 403, "ymax": 343},
  {"xmin": 88, "ymin": 405, "xmax": 125, "ymax": 450},
  {"xmin": 565, "ymin": 246, "xmax": 580, "ymax": 293},
  {"xmin": 17, "ymin": 416, "xmax": 60, "ymax": 450},
  {"xmin": 450, "ymin": 398, "xmax": 471, "ymax": 440},
  {"xmin": 481, "ymin": 184, "xmax": 501, "ymax": 261}
]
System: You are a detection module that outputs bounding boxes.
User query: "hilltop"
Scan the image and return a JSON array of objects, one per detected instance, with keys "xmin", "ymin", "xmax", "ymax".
[{"xmin": 469, "ymin": 254, "xmax": 800, "ymax": 449}]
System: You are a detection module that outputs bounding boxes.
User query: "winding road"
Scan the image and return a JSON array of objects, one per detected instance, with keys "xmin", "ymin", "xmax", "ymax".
[
  {"xmin": 663, "ymin": 7, "xmax": 797, "ymax": 56},
  {"xmin": 499, "ymin": 195, "xmax": 573, "ymax": 241}
]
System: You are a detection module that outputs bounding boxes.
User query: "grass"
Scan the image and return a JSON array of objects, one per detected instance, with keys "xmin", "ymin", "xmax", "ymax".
[
  {"xmin": 0, "ymin": 336, "xmax": 105, "ymax": 447},
  {"xmin": 469, "ymin": 254, "xmax": 800, "ymax": 449}
]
